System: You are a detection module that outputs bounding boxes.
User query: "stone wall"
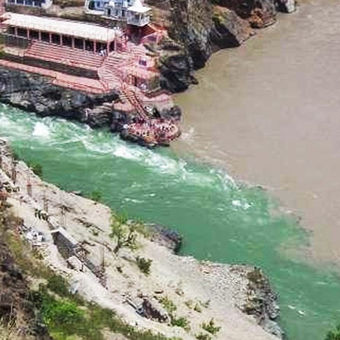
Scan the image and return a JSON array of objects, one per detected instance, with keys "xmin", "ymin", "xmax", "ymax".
[
  {"xmin": 51, "ymin": 229, "xmax": 78, "ymax": 259},
  {"xmin": 2, "ymin": 52, "xmax": 99, "ymax": 79},
  {"xmin": 5, "ymin": 3, "xmax": 44, "ymax": 14}
]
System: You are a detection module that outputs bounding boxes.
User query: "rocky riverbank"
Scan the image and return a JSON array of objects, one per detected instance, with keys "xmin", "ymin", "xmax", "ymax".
[
  {"xmin": 0, "ymin": 66, "xmax": 181, "ymax": 147},
  {"xmin": 0, "ymin": 137, "xmax": 282, "ymax": 339},
  {"xmin": 0, "ymin": 66, "xmax": 118, "ymax": 127},
  {"xmin": 0, "ymin": 0, "xmax": 297, "ymax": 143},
  {"xmin": 152, "ymin": 0, "xmax": 297, "ymax": 92}
]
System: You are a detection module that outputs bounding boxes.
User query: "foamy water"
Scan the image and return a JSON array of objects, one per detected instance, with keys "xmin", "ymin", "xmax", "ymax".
[{"xmin": 1, "ymin": 104, "xmax": 340, "ymax": 339}]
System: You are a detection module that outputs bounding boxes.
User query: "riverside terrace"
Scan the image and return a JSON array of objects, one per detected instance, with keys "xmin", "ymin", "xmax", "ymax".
[{"xmin": 0, "ymin": 12, "xmax": 173, "ymax": 114}]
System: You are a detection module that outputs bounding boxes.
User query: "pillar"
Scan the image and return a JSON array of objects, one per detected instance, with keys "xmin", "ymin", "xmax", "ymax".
[
  {"xmin": 49, "ymin": 33, "xmax": 52, "ymax": 44},
  {"xmin": 71, "ymin": 37, "xmax": 75, "ymax": 49},
  {"xmin": 27, "ymin": 180, "xmax": 32, "ymax": 197},
  {"xmin": 60, "ymin": 34, "xmax": 63, "ymax": 46},
  {"xmin": 26, "ymin": 28, "xmax": 30, "ymax": 39},
  {"xmin": 93, "ymin": 41, "xmax": 96, "ymax": 53},
  {"xmin": 83, "ymin": 39, "xmax": 86, "ymax": 51},
  {"xmin": 106, "ymin": 41, "xmax": 109, "ymax": 55},
  {"xmin": 14, "ymin": 27, "xmax": 18, "ymax": 36},
  {"xmin": 11, "ymin": 162, "xmax": 17, "ymax": 184},
  {"xmin": 38, "ymin": 31, "xmax": 41, "ymax": 40}
]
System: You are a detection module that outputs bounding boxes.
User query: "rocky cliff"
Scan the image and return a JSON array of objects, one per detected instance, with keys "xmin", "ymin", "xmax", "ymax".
[
  {"xmin": 152, "ymin": 0, "xmax": 296, "ymax": 92},
  {"xmin": 0, "ymin": 67, "xmax": 118, "ymax": 128}
]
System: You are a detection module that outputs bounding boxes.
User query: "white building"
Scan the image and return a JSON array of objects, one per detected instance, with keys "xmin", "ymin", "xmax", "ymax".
[
  {"xmin": 86, "ymin": 0, "xmax": 109, "ymax": 11},
  {"xmin": 85, "ymin": 0, "xmax": 151, "ymax": 27},
  {"xmin": 6, "ymin": 0, "xmax": 52, "ymax": 9},
  {"xmin": 126, "ymin": 0, "xmax": 150, "ymax": 27}
]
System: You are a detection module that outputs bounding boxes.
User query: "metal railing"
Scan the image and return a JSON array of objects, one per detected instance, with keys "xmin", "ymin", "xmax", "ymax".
[
  {"xmin": 1, "ymin": 33, "xmax": 30, "ymax": 49},
  {"xmin": 127, "ymin": 17, "xmax": 150, "ymax": 27}
]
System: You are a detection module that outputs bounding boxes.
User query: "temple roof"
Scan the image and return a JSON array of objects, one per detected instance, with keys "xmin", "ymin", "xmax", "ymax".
[
  {"xmin": 2, "ymin": 13, "xmax": 117, "ymax": 41},
  {"xmin": 128, "ymin": 0, "xmax": 150, "ymax": 13}
]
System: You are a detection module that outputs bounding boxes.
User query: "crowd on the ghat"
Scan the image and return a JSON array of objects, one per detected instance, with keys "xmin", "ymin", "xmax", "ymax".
[{"xmin": 127, "ymin": 118, "xmax": 179, "ymax": 143}]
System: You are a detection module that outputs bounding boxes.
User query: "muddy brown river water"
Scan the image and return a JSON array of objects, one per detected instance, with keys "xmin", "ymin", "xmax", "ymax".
[{"xmin": 175, "ymin": 0, "xmax": 340, "ymax": 263}]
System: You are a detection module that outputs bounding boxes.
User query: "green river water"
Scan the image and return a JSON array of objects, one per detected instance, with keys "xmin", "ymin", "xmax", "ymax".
[{"xmin": 1, "ymin": 104, "xmax": 340, "ymax": 339}]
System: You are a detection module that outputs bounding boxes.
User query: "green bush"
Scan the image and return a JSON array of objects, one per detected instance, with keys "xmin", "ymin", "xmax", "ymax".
[
  {"xmin": 171, "ymin": 316, "xmax": 190, "ymax": 331},
  {"xmin": 110, "ymin": 213, "xmax": 138, "ymax": 254},
  {"xmin": 4, "ymin": 215, "xmax": 180, "ymax": 340},
  {"xmin": 28, "ymin": 161, "xmax": 43, "ymax": 177},
  {"xmin": 43, "ymin": 299, "xmax": 84, "ymax": 327},
  {"xmin": 201, "ymin": 319, "xmax": 221, "ymax": 335},
  {"xmin": 136, "ymin": 256, "xmax": 152, "ymax": 275},
  {"xmin": 159, "ymin": 296, "xmax": 177, "ymax": 314},
  {"xmin": 194, "ymin": 304, "xmax": 202, "ymax": 313},
  {"xmin": 90, "ymin": 190, "xmax": 102, "ymax": 202},
  {"xmin": 46, "ymin": 274, "xmax": 70, "ymax": 297},
  {"xmin": 326, "ymin": 324, "xmax": 340, "ymax": 340},
  {"xmin": 196, "ymin": 333, "xmax": 212, "ymax": 340}
]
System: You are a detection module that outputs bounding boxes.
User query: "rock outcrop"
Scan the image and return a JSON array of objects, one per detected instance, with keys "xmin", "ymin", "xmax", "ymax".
[
  {"xmin": 159, "ymin": 50, "xmax": 194, "ymax": 93},
  {"xmin": 147, "ymin": 223, "xmax": 183, "ymax": 253},
  {"xmin": 212, "ymin": 0, "xmax": 277, "ymax": 28},
  {"xmin": 242, "ymin": 267, "xmax": 283, "ymax": 338},
  {"xmin": 276, "ymin": 0, "xmax": 296, "ymax": 13},
  {"xmin": 0, "ymin": 67, "xmax": 118, "ymax": 128},
  {"xmin": 211, "ymin": 7, "xmax": 254, "ymax": 48},
  {"xmin": 157, "ymin": 0, "xmax": 254, "ymax": 92},
  {"xmin": 155, "ymin": 0, "xmax": 295, "ymax": 92},
  {"xmin": 168, "ymin": 0, "xmax": 214, "ymax": 70}
]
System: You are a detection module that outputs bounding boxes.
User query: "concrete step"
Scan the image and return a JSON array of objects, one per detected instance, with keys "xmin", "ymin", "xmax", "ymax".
[{"xmin": 26, "ymin": 41, "xmax": 105, "ymax": 69}]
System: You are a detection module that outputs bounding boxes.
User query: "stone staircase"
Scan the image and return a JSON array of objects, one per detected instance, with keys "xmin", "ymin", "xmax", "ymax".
[
  {"xmin": 98, "ymin": 66, "xmax": 121, "ymax": 91},
  {"xmin": 121, "ymin": 85, "xmax": 149, "ymax": 118},
  {"xmin": 25, "ymin": 41, "xmax": 105, "ymax": 70}
]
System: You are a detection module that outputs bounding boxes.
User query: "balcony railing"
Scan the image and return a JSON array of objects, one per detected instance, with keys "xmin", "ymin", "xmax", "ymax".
[
  {"xmin": 127, "ymin": 16, "xmax": 150, "ymax": 27},
  {"xmin": 2, "ymin": 33, "xmax": 30, "ymax": 49}
]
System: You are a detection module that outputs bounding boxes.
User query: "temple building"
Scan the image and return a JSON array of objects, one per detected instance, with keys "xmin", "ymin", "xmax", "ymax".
[
  {"xmin": 85, "ymin": 0, "xmax": 151, "ymax": 27},
  {"xmin": 5, "ymin": 0, "xmax": 52, "ymax": 9},
  {"xmin": 2, "ymin": 13, "xmax": 120, "ymax": 54},
  {"xmin": 0, "ymin": 7, "xmax": 172, "ymax": 117}
]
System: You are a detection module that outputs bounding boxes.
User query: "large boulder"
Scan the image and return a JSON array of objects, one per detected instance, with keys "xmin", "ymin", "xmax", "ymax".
[
  {"xmin": 83, "ymin": 103, "xmax": 113, "ymax": 128},
  {"xmin": 142, "ymin": 298, "xmax": 170, "ymax": 323},
  {"xmin": 168, "ymin": 0, "xmax": 214, "ymax": 69},
  {"xmin": 242, "ymin": 267, "xmax": 283, "ymax": 338},
  {"xmin": 214, "ymin": 0, "xmax": 277, "ymax": 28},
  {"xmin": 147, "ymin": 223, "xmax": 183, "ymax": 253},
  {"xmin": 159, "ymin": 52, "xmax": 194, "ymax": 92},
  {"xmin": 211, "ymin": 7, "xmax": 254, "ymax": 48},
  {"xmin": 276, "ymin": 0, "xmax": 296, "ymax": 13},
  {"xmin": 248, "ymin": 0, "xmax": 277, "ymax": 28}
]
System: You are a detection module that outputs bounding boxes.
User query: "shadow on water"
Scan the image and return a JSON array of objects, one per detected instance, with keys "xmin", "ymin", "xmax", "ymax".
[{"xmin": 1, "ymin": 106, "xmax": 340, "ymax": 339}]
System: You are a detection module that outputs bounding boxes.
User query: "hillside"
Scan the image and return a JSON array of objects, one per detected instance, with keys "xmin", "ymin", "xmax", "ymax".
[{"xmin": 0, "ymin": 137, "xmax": 282, "ymax": 339}]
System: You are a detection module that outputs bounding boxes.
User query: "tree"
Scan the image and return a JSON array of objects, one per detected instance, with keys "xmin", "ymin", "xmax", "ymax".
[
  {"xmin": 90, "ymin": 191, "xmax": 102, "ymax": 203},
  {"xmin": 109, "ymin": 212, "xmax": 138, "ymax": 254},
  {"xmin": 326, "ymin": 324, "xmax": 340, "ymax": 340},
  {"xmin": 28, "ymin": 161, "xmax": 43, "ymax": 177}
]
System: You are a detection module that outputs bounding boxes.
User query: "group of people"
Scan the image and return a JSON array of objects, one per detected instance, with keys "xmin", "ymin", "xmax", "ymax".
[{"xmin": 127, "ymin": 118, "xmax": 180, "ymax": 144}]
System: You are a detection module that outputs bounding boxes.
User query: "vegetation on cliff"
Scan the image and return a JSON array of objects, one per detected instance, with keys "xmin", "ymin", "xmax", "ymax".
[{"xmin": 0, "ymin": 202, "xmax": 181, "ymax": 340}]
